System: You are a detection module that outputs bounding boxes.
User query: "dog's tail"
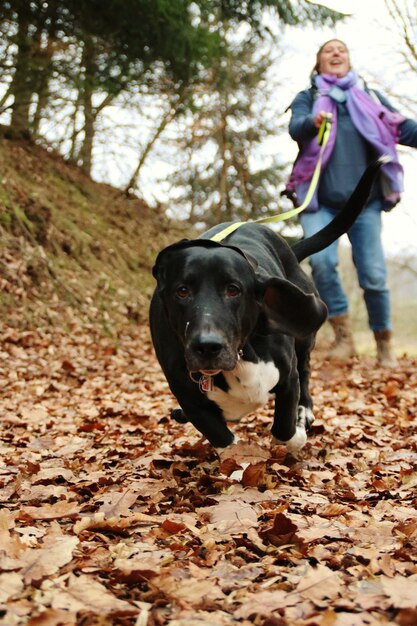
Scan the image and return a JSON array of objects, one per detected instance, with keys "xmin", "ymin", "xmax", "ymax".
[{"xmin": 292, "ymin": 157, "xmax": 389, "ymax": 263}]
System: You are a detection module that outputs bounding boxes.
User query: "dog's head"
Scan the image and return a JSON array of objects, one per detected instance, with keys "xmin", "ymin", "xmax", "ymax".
[{"xmin": 152, "ymin": 238, "xmax": 327, "ymax": 374}]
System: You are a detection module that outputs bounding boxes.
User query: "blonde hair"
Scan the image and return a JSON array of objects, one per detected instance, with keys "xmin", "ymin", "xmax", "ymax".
[{"xmin": 313, "ymin": 39, "xmax": 351, "ymax": 75}]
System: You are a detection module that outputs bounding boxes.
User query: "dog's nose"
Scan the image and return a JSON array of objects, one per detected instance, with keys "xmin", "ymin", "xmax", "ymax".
[{"xmin": 191, "ymin": 333, "xmax": 224, "ymax": 357}]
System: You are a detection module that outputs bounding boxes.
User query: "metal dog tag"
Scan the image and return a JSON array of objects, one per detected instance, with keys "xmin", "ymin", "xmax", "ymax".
[{"xmin": 199, "ymin": 375, "xmax": 213, "ymax": 393}]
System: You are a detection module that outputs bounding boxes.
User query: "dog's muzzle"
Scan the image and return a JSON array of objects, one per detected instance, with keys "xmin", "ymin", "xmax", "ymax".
[{"xmin": 184, "ymin": 326, "xmax": 242, "ymax": 373}]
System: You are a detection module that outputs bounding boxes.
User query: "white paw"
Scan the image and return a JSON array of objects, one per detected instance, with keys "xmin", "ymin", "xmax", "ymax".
[
  {"xmin": 298, "ymin": 405, "xmax": 314, "ymax": 430},
  {"xmin": 285, "ymin": 427, "xmax": 307, "ymax": 456},
  {"xmin": 272, "ymin": 427, "xmax": 307, "ymax": 455},
  {"xmin": 272, "ymin": 406, "xmax": 312, "ymax": 457}
]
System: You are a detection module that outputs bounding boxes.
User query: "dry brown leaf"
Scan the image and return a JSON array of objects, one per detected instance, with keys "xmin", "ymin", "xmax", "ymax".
[
  {"xmin": 0, "ymin": 508, "xmax": 16, "ymax": 530},
  {"xmin": 234, "ymin": 589, "xmax": 297, "ymax": 619},
  {"xmin": 161, "ymin": 519, "xmax": 187, "ymax": 534},
  {"xmin": 73, "ymin": 511, "xmax": 158, "ymax": 534},
  {"xmin": 0, "ymin": 572, "xmax": 24, "ymax": 602},
  {"xmin": 154, "ymin": 575, "xmax": 226, "ymax": 605},
  {"xmin": 208, "ymin": 500, "xmax": 258, "ymax": 534},
  {"xmin": 113, "ymin": 554, "xmax": 173, "ymax": 581},
  {"xmin": 259, "ymin": 512, "xmax": 299, "ymax": 547},
  {"xmin": 43, "ymin": 573, "xmax": 137, "ymax": 615},
  {"xmin": 97, "ymin": 488, "xmax": 139, "ymax": 517},
  {"xmin": 319, "ymin": 503, "xmax": 351, "ymax": 518},
  {"xmin": 19, "ymin": 535, "xmax": 79, "ymax": 584},
  {"xmin": 216, "ymin": 441, "xmax": 270, "ymax": 464},
  {"xmin": 31, "ymin": 467, "xmax": 76, "ymax": 484},
  {"xmin": 18, "ymin": 501, "xmax": 80, "ymax": 521},
  {"xmin": 26, "ymin": 608, "xmax": 77, "ymax": 626},
  {"xmin": 381, "ymin": 573, "xmax": 417, "ymax": 608},
  {"xmin": 242, "ymin": 462, "xmax": 266, "ymax": 487},
  {"xmin": 295, "ymin": 563, "xmax": 342, "ymax": 602},
  {"xmin": 395, "ymin": 608, "xmax": 417, "ymax": 626}
]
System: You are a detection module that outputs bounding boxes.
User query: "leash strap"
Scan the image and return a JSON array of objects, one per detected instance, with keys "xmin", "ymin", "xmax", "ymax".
[{"xmin": 211, "ymin": 114, "xmax": 332, "ymax": 243}]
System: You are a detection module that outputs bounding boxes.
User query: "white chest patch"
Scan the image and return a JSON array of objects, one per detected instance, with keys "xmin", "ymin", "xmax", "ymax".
[{"xmin": 207, "ymin": 360, "xmax": 279, "ymax": 422}]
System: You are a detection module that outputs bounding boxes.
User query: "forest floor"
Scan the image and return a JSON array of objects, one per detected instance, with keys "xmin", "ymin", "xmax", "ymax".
[{"xmin": 1, "ymin": 320, "xmax": 416, "ymax": 626}]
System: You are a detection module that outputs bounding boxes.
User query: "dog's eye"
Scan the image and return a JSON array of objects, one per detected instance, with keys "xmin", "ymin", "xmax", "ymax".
[
  {"xmin": 176, "ymin": 285, "xmax": 190, "ymax": 299},
  {"xmin": 226, "ymin": 284, "xmax": 241, "ymax": 298}
]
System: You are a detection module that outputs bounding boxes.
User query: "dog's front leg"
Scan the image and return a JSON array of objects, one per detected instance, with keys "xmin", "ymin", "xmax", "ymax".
[
  {"xmin": 172, "ymin": 397, "xmax": 235, "ymax": 449},
  {"xmin": 271, "ymin": 368, "xmax": 307, "ymax": 456},
  {"xmin": 295, "ymin": 336, "xmax": 315, "ymax": 430}
]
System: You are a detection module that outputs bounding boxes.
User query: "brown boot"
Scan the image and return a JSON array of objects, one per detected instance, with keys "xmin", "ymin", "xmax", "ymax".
[
  {"xmin": 328, "ymin": 314, "xmax": 356, "ymax": 361},
  {"xmin": 374, "ymin": 329, "xmax": 398, "ymax": 368}
]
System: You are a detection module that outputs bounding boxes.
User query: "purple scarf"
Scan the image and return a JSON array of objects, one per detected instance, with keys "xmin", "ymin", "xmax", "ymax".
[{"xmin": 287, "ymin": 71, "xmax": 405, "ymax": 210}]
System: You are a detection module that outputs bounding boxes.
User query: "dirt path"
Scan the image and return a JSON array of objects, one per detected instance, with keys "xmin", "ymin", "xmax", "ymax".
[{"xmin": 1, "ymin": 323, "xmax": 416, "ymax": 626}]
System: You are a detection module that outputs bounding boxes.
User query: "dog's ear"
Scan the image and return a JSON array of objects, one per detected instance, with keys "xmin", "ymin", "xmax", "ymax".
[
  {"xmin": 259, "ymin": 277, "xmax": 328, "ymax": 338},
  {"xmin": 152, "ymin": 239, "xmax": 189, "ymax": 283}
]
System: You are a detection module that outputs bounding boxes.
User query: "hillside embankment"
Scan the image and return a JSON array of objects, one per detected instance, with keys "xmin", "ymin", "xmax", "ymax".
[{"xmin": 0, "ymin": 127, "xmax": 192, "ymax": 331}]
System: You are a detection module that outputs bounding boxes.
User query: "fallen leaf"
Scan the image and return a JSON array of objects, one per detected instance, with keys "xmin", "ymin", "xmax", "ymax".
[
  {"xmin": 234, "ymin": 589, "xmax": 297, "ymax": 619},
  {"xmin": 381, "ymin": 574, "xmax": 417, "ymax": 608},
  {"xmin": 259, "ymin": 513, "xmax": 299, "ymax": 547},
  {"xmin": 73, "ymin": 511, "xmax": 158, "ymax": 534},
  {"xmin": 0, "ymin": 572, "xmax": 24, "ymax": 602},
  {"xmin": 43, "ymin": 574, "xmax": 137, "ymax": 615},
  {"xmin": 207, "ymin": 500, "xmax": 258, "ymax": 534},
  {"xmin": 18, "ymin": 501, "xmax": 80, "ymax": 521},
  {"xmin": 242, "ymin": 462, "xmax": 266, "ymax": 487},
  {"xmin": 20, "ymin": 535, "xmax": 79, "ymax": 584},
  {"xmin": 295, "ymin": 563, "xmax": 342, "ymax": 602}
]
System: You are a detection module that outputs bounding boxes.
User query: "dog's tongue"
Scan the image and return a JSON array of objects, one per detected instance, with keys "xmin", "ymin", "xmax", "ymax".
[{"xmin": 200, "ymin": 369, "xmax": 221, "ymax": 376}]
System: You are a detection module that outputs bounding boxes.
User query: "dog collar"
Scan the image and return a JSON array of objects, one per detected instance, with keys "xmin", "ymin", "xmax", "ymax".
[{"xmin": 188, "ymin": 371, "xmax": 214, "ymax": 393}]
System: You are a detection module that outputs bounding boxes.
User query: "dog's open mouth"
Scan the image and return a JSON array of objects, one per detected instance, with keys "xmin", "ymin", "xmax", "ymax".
[{"xmin": 199, "ymin": 369, "xmax": 222, "ymax": 376}]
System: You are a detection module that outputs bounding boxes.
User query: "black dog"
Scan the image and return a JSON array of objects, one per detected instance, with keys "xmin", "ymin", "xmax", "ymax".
[{"xmin": 150, "ymin": 159, "xmax": 384, "ymax": 454}]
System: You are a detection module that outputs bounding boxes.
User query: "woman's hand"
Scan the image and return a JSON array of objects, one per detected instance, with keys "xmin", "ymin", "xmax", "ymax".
[{"xmin": 313, "ymin": 110, "xmax": 329, "ymax": 129}]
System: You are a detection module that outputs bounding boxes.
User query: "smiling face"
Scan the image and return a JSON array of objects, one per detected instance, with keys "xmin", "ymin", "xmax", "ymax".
[{"xmin": 316, "ymin": 39, "xmax": 350, "ymax": 78}]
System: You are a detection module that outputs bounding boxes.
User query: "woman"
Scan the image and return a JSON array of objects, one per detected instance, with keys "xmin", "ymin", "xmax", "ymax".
[{"xmin": 286, "ymin": 39, "xmax": 417, "ymax": 367}]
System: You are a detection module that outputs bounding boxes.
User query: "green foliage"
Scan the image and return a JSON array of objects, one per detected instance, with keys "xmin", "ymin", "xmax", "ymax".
[
  {"xmin": 0, "ymin": 0, "xmax": 344, "ymax": 184},
  {"xmin": 198, "ymin": 0, "xmax": 343, "ymax": 29}
]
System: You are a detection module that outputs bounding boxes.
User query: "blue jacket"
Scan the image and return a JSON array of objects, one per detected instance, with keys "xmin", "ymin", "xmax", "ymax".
[{"xmin": 289, "ymin": 86, "xmax": 417, "ymax": 211}]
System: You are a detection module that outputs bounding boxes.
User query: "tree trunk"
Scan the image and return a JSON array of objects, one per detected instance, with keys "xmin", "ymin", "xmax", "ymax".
[
  {"xmin": 68, "ymin": 95, "xmax": 82, "ymax": 163},
  {"xmin": 232, "ymin": 148, "xmax": 256, "ymax": 217},
  {"xmin": 124, "ymin": 103, "xmax": 181, "ymax": 194},
  {"xmin": 79, "ymin": 36, "xmax": 96, "ymax": 175},
  {"xmin": 32, "ymin": 5, "xmax": 58, "ymax": 138},
  {"xmin": 10, "ymin": 8, "xmax": 33, "ymax": 138},
  {"xmin": 218, "ymin": 99, "xmax": 232, "ymax": 223}
]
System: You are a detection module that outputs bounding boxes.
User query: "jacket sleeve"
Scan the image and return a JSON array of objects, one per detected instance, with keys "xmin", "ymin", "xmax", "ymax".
[
  {"xmin": 374, "ymin": 90, "xmax": 417, "ymax": 148},
  {"xmin": 288, "ymin": 90, "xmax": 318, "ymax": 143}
]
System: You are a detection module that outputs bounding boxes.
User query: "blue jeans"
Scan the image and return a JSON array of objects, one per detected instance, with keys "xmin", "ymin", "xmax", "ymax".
[{"xmin": 299, "ymin": 201, "xmax": 391, "ymax": 331}]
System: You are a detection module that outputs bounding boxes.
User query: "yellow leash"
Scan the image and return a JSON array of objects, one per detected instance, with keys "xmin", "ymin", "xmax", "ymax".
[{"xmin": 211, "ymin": 113, "xmax": 333, "ymax": 243}]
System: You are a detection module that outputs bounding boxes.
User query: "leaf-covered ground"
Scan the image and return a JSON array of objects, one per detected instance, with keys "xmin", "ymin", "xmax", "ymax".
[{"xmin": 1, "ymin": 321, "xmax": 417, "ymax": 626}]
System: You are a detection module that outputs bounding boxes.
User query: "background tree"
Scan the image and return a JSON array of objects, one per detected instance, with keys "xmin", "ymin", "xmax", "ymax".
[
  {"xmin": 166, "ymin": 30, "xmax": 290, "ymax": 226},
  {"xmin": 383, "ymin": 0, "xmax": 417, "ymax": 113},
  {"xmin": 0, "ymin": 0, "xmax": 225, "ymax": 167},
  {"xmin": 0, "ymin": 0, "xmax": 343, "ymax": 176}
]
